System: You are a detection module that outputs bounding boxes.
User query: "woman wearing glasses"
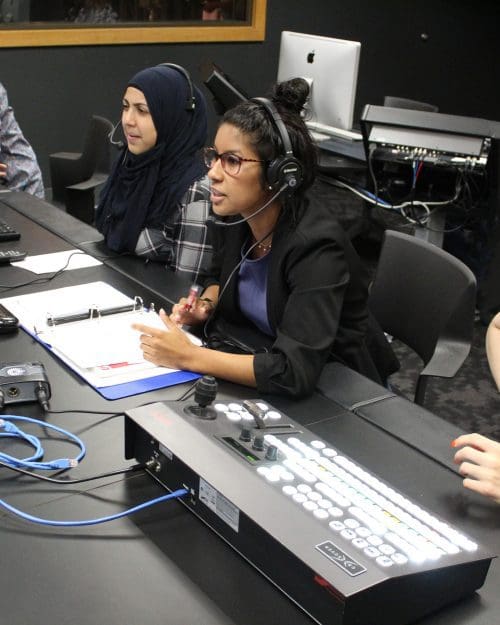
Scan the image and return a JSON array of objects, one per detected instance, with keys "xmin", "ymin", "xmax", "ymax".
[
  {"xmin": 95, "ymin": 64, "xmax": 213, "ymax": 280},
  {"xmin": 134, "ymin": 78, "xmax": 395, "ymax": 397}
]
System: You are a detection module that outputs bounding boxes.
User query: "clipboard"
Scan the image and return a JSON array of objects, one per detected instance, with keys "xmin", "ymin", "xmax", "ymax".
[{"xmin": 0, "ymin": 281, "xmax": 200, "ymax": 399}]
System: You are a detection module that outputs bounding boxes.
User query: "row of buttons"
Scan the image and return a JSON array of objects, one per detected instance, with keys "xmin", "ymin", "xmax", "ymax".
[
  {"xmin": 253, "ymin": 434, "xmax": 477, "ymax": 570},
  {"xmin": 214, "ymin": 401, "xmax": 282, "ymax": 423}
]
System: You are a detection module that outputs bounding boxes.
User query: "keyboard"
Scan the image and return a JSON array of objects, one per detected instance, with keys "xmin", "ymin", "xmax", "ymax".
[
  {"xmin": 125, "ymin": 398, "xmax": 494, "ymax": 625},
  {"xmin": 0, "ymin": 218, "xmax": 21, "ymax": 242}
]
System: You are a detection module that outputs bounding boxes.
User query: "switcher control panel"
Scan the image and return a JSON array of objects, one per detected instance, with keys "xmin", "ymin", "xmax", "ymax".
[{"xmin": 124, "ymin": 398, "xmax": 494, "ymax": 625}]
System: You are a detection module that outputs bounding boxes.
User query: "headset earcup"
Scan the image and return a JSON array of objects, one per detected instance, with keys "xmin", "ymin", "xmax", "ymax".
[{"xmin": 266, "ymin": 156, "xmax": 303, "ymax": 190}]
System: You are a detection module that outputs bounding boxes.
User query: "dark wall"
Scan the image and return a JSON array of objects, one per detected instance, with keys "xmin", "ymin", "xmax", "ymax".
[{"xmin": 1, "ymin": 0, "xmax": 499, "ymax": 184}]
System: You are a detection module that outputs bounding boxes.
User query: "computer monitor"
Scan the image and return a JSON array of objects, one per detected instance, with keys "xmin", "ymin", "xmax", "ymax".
[
  {"xmin": 277, "ymin": 31, "xmax": 361, "ymax": 139},
  {"xmin": 203, "ymin": 64, "xmax": 249, "ymax": 115}
]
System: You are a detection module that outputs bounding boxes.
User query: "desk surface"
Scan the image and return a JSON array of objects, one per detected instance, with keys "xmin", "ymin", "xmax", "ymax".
[{"xmin": 0, "ymin": 192, "xmax": 498, "ymax": 625}]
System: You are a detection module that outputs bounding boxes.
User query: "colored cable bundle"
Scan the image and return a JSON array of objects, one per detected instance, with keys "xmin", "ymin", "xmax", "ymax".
[
  {"xmin": 0, "ymin": 414, "xmax": 85, "ymax": 471},
  {"xmin": 0, "ymin": 413, "xmax": 188, "ymax": 526}
]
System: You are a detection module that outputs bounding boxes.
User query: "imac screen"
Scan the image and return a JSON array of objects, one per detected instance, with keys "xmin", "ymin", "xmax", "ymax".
[{"xmin": 277, "ymin": 31, "xmax": 361, "ymax": 135}]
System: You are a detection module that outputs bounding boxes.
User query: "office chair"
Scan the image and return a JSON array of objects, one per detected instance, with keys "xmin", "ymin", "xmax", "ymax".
[
  {"xmin": 383, "ymin": 96, "xmax": 439, "ymax": 113},
  {"xmin": 49, "ymin": 115, "xmax": 114, "ymax": 224},
  {"xmin": 368, "ymin": 230, "xmax": 476, "ymax": 405}
]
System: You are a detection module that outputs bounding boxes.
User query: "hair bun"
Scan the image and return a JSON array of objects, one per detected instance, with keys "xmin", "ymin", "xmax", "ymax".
[{"xmin": 272, "ymin": 78, "xmax": 310, "ymax": 115}]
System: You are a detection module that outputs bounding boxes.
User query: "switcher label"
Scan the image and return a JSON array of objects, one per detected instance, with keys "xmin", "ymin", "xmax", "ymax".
[
  {"xmin": 316, "ymin": 541, "xmax": 366, "ymax": 577},
  {"xmin": 199, "ymin": 478, "xmax": 240, "ymax": 532}
]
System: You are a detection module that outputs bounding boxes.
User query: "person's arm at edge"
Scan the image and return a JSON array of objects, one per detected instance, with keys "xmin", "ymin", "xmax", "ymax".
[
  {"xmin": 452, "ymin": 433, "xmax": 500, "ymax": 503},
  {"xmin": 485, "ymin": 312, "xmax": 500, "ymax": 391}
]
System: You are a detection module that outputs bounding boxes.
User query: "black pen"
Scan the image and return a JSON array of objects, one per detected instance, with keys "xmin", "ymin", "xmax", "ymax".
[{"xmin": 47, "ymin": 304, "xmax": 136, "ymax": 327}]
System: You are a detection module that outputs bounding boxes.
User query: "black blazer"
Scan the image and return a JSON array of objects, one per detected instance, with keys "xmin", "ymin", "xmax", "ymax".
[{"xmin": 204, "ymin": 198, "xmax": 390, "ymax": 397}]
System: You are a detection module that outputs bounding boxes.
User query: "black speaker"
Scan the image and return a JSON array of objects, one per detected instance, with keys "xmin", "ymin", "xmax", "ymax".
[
  {"xmin": 157, "ymin": 62, "xmax": 196, "ymax": 111},
  {"xmin": 252, "ymin": 97, "xmax": 303, "ymax": 191}
]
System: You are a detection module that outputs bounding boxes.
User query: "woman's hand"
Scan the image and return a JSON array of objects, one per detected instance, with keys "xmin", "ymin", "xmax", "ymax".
[
  {"xmin": 170, "ymin": 296, "xmax": 214, "ymax": 326},
  {"xmin": 0, "ymin": 163, "xmax": 7, "ymax": 179},
  {"xmin": 452, "ymin": 433, "xmax": 500, "ymax": 503},
  {"xmin": 132, "ymin": 309, "xmax": 200, "ymax": 370}
]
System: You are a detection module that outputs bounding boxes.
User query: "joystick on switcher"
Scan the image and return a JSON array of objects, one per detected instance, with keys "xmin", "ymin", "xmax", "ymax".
[{"xmin": 184, "ymin": 375, "xmax": 218, "ymax": 420}]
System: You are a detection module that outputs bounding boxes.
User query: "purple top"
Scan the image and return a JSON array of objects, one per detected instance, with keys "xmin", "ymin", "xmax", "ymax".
[{"xmin": 238, "ymin": 250, "xmax": 274, "ymax": 336}]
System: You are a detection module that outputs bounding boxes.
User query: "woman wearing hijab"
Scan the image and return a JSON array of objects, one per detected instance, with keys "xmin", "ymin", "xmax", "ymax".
[{"xmin": 95, "ymin": 63, "xmax": 213, "ymax": 280}]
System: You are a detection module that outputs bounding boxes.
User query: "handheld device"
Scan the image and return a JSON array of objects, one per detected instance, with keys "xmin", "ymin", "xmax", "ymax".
[
  {"xmin": 0, "ymin": 249, "xmax": 27, "ymax": 264},
  {"xmin": 0, "ymin": 361, "xmax": 51, "ymax": 410}
]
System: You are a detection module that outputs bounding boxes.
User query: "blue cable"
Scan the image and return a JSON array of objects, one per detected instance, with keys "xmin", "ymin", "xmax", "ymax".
[
  {"xmin": 0, "ymin": 414, "xmax": 86, "ymax": 471},
  {"xmin": 0, "ymin": 488, "xmax": 188, "ymax": 526}
]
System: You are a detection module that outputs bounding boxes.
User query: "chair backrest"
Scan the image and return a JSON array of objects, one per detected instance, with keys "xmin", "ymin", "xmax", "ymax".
[
  {"xmin": 383, "ymin": 96, "xmax": 439, "ymax": 113},
  {"xmin": 369, "ymin": 230, "xmax": 476, "ymax": 402},
  {"xmin": 78, "ymin": 115, "xmax": 114, "ymax": 179}
]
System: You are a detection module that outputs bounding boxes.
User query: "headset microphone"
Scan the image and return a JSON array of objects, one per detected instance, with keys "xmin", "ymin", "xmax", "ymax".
[
  {"xmin": 108, "ymin": 120, "xmax": 124, "ymax": 149},
  {"xmin": 208, "ymin": 184, "xmax": 288, "ymax": 226}
]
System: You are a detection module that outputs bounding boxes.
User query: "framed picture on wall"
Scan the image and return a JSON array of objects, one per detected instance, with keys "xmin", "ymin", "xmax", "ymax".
[{"xmin": 0, "ymin": 0, "xmax": 266, "ymax": 47}]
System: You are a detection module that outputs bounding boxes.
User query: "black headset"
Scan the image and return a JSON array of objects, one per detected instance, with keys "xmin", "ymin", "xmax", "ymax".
[
  {"xmin": 157, "ymin": 62, "xmax": 196, "ymax": 111},
  {"xmin": 252, "ymin": 97, "xmax": 303, "ymax": 191}
]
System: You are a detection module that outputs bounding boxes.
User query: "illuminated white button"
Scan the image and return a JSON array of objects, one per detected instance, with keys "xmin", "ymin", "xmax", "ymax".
[
  {"xmin": 225, "ymin": 412, "xmax": 241, "ymax": 422},
  {"xmin": 323, "ymin": 448, "xmax": 337, "ymax": 458},
  {"xmin": 228, "ymin": 403, "xmax": 242, "ymax": 411},
  {"xmin": 310, "ymin": 440, "xmax": 326, "ymax": 449},
  {"xmin": 240, "ymin": 412, "xmax": 254, "ymax": 421},
  {"xmin": 307, "ymin": 491, "xmax": 322, "ymax": 501},
  {"xmin": 376, "ymin": 555, "xmax": 394, "ymax": 568},
  {"xmin": 384, "ymin": 532, "xmax": 425, "ymax": 564},
  {"xmin": 264, "ymin": 434, "xmax": 278, "ymax": 444},
  {"xmin": 292, "ymin": 493, "xmax": 307, "ymax": 503},
  {"xmin": 364, "ymin": 546, "xmax": 380, "ymax": 558},
  {"xmin": 352, "ymin": 538, "xmax": 368, "ymax": 549},
  {"xmin": 328, "ymin": 507, "xmax": 344, "ymax": 518},
  {"xmin": 282, "ymin": 485, "xmax": 297, "ymax": 496},
  {"xmin": 318, "ymin": 499, "xmax": 332, "ymax": 509},
  {"xmin": 367, "ymin": 535, "xmax": 383, "ymax": 547},
  {"xmin": 340, "ymin": 529, "xmax": 357, "ymax": 540},
  {"xmin": 344, "ymin": 518, "xmax": 360, "ymax": 529},
  {"xmin": 297, "ymin": 484, "xmax": 312, "ymax": 494},
  {"xmin": 330, "ymin": 493, "xmax": 351, "ymax": 508},
  {"xmin": 329, "ymin": 520, "xmax": 345, "ymax": 532},
  {"xmin": 313, "ymin": 509, "xmax": 329, "ymax": 520},
  {"xmin": 266, "ymin": 411, "xmax": 281, "ymax": 420},
  {"xmin": 303, "ymin": 500, "xmax": 318, "ymax": 512},
  {"xmin": 355, "ymin": 527, "xmax": 372, "ymax": 538},
  {"xmin": 461, "ymin": 540, "xmax": 478, "ymax": 552},
  {"xmin": 280, "ymin": 471, "xmax": 295, "ymax": 482},
  {"xmin": 379, "ymin": 544, "xmax": 396, "ymax": 556},
  {"xmin": 256, "ymin": 467, "xmax": 269, "ymax": 476},
  {"xmin": 302, "ymin": 447, "xmax": 321, "ymax": 460},
  {"xmin": 283, "ymin": 460, "xmax": 316, "ymax": 483},
  {"xmin": 265, "ymin": 473, "xmax": 280, "ymax": 483},
  {"xmin": 214, "ymin": 403, "xmax": 228, "ymax": 412},
  {"xmin": 391, "ymin": 553, "xmax": 409, "ymax": 565}
]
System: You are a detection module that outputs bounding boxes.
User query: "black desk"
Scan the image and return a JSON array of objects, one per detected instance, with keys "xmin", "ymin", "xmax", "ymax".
[{"xmin": 0, "ymin": 192, "xmax": 498, "ymax": 625}]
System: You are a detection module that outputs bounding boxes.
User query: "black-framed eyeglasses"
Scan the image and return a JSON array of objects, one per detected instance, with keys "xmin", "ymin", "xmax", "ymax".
[{"xmin": 203, "ymin": 147, "xmax": 265, "ymax": 176}]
